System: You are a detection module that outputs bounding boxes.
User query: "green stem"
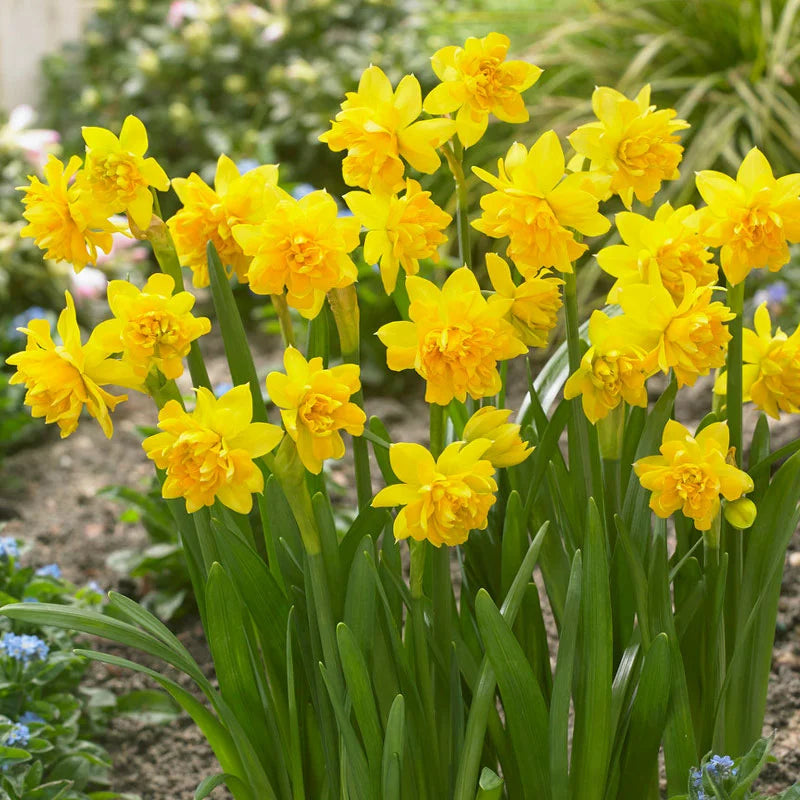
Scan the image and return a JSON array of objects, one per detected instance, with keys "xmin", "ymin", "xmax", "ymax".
[
  {"xmin": 725, "ymin": 280, "xmax": 745, "ymax": 465},
  {"xmin": 443, "ymin": 141, "xmax": 472, "ymax": 269},
  {"xmin": 702, "ymin": 518, "xmax": 726, "ymax": 752},
  {"xmin": 430, "ymin": 403, "xmax": 446, "ymax": 459},
  {"xmin": 271, "ymin": 293, "xmax": 295, "ymax": 348}
]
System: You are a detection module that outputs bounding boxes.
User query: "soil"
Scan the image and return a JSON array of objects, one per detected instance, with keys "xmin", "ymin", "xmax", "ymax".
[{"xmin": 1, "ymin": 368, "xmax": 799, "ymax": 797}]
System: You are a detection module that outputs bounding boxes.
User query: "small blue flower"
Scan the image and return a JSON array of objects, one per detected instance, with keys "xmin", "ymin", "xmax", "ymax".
[
  {"xmin": 5, "ymin": 723, "xmax": 29, "ymax": 748},
  {"xmin": 0, "ymin": 538, "xmax": 19, "ymax": 560},
  {"xmin": 21, "ymin": 597, "xmax": 39, "ymax": 603},
  {"xmin": 212, "ymin": 381, "xmax": 233, "ymax": 398},
  {"xmin": 691, "ymin": 767, "xmax": 703, "ymax": 789},
  {"xmin": 35, "ymin": 563, "xmax": 61, "ymax": 579},
  {"xmin": 87, "ymin": 580, "xmax": 104, "ymax": 595},
  {"xmin": 706, "ymin": 754, "xmax": 735, "ymax": 778},
  {"xmin": 7, "ymin": 307, "xmax": 48, "ymax": 341},
  {"xmin": 0, "ymin": 633, "xmax": 49, "ymax": 665},
  {"xmin": 18, "ymin": 712, "xmax": 42, "ymax": 726}
]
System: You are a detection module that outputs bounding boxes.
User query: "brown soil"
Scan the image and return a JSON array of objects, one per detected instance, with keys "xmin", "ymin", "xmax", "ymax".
[{"xmin": 1, "ymin": 372, "xmax": 799, "ymax": 796}]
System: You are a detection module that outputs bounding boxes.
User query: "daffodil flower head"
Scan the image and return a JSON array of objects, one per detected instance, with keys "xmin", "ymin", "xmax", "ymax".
[
  {"xmin": 320, "ymin": 65, "xmax": 456, "ymax": 194},
  {"xmin": 168, "ymin": 154, "xmax": 282, "ymax": 288},
  {"xmin": 6, "ymin": 292, "xmax": 136, "ymax": 438},
  {"xmin": 597, "ymin": 202, "xmax": 717, "ymax": 303},
  {"xmin": 142, "ymin": 385, "xmax": 283, "ymax": 514},
  {"xmin": 472, "ymin": 131, "xmax": 611, "ymax": 275},
  {"xmin": 695, "ymin": 147, "xmax": 800, "ymax": 285},
  {"xmin": 567, "ymin": 85, "xmax": 689, "ymax": 209},
  {"xmin": 377, "ymin": 267, "xmax": 527, "ymax": 405},
  {"xmin": 462, "ymin": 405, "xmax": 533, "ymax": 467},
  {"xmin": 634, "ymin": 420, "xmax": 753, "ymax": 531},
  {"xmin": 563, "ymin": 311, "xmax": 651, "ymax": 424},
  {"xmin": 423, "ymin": 32, "xmax": 542, "ymax": 148},
  {"xmin": 266, "ymin": 347, "xmax": 366, "ymax": 475},
  {"xmin": 372, "ymin": 440, "xmax": 498, "ymax": 547},
  {"xmin": 81, "ymin": 115, "xmax": 170, "ymax": 229},
  {"xmin": 618, "ymin": 274, "xmax": 733, "ymax": 387},
  {"xmin": 90, "ymin": 273, "xmax": 211, "ymax": 381},
  {"xmin": 233, "ymin": 190, "xmax": 361, "ymax": 319},
  {"xmin": 18, "ymin": 154, "xmax": 117, "ymax": 271},
  {"xmin": 485, "ymin": 253, "xmax": 563, "ymax": 348},
  {"xmin": 717, "ymin": 301, "xmax": 800, "ymax": 419},
  {"xmin": 344, "ymin": 178, "xmax": 452, "ymax": 294}
]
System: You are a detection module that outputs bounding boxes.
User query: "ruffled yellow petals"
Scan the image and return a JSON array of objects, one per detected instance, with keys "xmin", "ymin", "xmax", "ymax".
[
  {"xmin": 168, "ymin": 155, "xmax": 283, "ymax": 288},
  {"xmin": 266, "ymin": 347, "xmax": 366, "ymax": 474},
  {"xmin": 423, "ymin": 32, "xmax": 541, "ymax": 148},
  {"xmin": 568, "ymin": 84, "xmax": 689, "ymax": 209},
  {"xmin": 18, "ymin": 154, "xmax": 117, "ymax": 271},
  {"xmin": 472, "ymin": 132, "xmax": 609, "ymax": 275},
  {"xmin": 143, "ymin": 386, "xmax": 282, "ymax": 514},
  {"xmin": 377, "ymin": 267, "xmax": 526, "ymax": 405},
  {"xmin": 695, "ymin": 147, "xmax": 800, "ymax": 285},
  {"xmin": 634, "ymin": 420, "xmax": 752, "ymax": 531},
  {"xmin": 6, "ymin": 292, "xmax": 131, "ymax": 439},
  {"xmin": 597, "ymin": 203, "xmax": 717, "ymax": 304},
  {"xmin": 345, "ymin": 178, "xmax": 451, "ymax": 293},
  {"xmin": 233, "ymin": 190, "xmax": 360, "ymax": 319},
  {"xmin": 463, "ymin": 405, "xmax": 532, "ymax": 467},
  {"xmin": 372, "ymin": 440, "xmax": 497, "ymax": 547},
  {"xmin": 80, "ymin": 114, "xmax": 170, "ymax": 229},
  {"xmin": 320, "ymin": 66, "xmax": 455, "ymax": 193}
]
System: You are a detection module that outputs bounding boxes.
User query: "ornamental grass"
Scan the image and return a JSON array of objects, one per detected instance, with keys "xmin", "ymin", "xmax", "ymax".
[{"xmin": 4, "ymin": 30, "xmax": 800, "ymax": 800}]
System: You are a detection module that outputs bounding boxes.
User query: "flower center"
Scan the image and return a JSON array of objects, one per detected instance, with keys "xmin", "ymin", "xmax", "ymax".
[
  {"xmin": 284, "ymin": 235, "xmax": 324, "ymax": 272},
  {"xmin": 127, "ymin": 311, "xmax": 180, "ymax": 354},
  {"xmin": 734, "ymin": 207, "xmax": 783, "ymax": 249},
  {"xmin": 617, "ymin": 133, "xmax": 679, "ymax": 176},
  {"xmin": 299, "ymin": 391, "xmax": 342, "ymax": 435},
  {"xmin": 171, "ymin": 432, "xmax": 230, "ymax": 492},
  {"xmin": 674, "ymin": 465, "xmax": 714, "ymax": 509},
  {"xmin": 91, "ymin": 152, "xmax": 142, "ymax": 202}
]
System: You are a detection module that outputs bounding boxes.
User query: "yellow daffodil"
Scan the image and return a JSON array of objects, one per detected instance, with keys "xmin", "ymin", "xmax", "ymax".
[
  {"xmin": 377, "ymin": 267, "xmax": 527, "ymax": 405},
  {"xmin": 597, "ymin": 202, "xmax": 717, "ymax": 303},
  {"xmin": 485, "ymin": 253, "xmax": 563, "ymax": 348},
  {"xmin": 266, "ymin": 347, "xmax": 366, "ymax": 475},
  {"xmin": 91, "ymin": 273, "xmax": 211, "ymax": 381},
  {"xmin": 372, "ymin": 440, "xmax": 497, "ymax": 546},
  {"xmin": 319, "ymin": 65, "xmax": 456, "ymax": 194},
  {"xmin": 6, "ymin": 292, "xmax": 135, "ymax": 439},
  {"xmin": 168, "ymin": 155, "xmax": 282, "ymax": 288},
  {"xmin": 634, "ymin": 420, "xmax": 753, "ymax": 531},
  {"xmin": 564, "ymin": 311, "xmax": 651, "ymax": 424},
  {"xmin": 18, "ymin": 154, "xmax": 117, "ymax": 271},
  {"xmin": 617, "ymin": 275, "xmax": 733, "ymax": 387},
  {"xmin": 716, "ymin": 302, "xmax": 800, "ymax": 419},
  {"xmin": 233, "ymin": 190, "xmax": 361, "ymax": 319},
  {"xmin": 81, "ymin": 115, "xmax": 170, "ymax": 229},
  {"xmin": 423, "ymin": 32, "xmax": 542, "ymax": 148},
  {"xmin": 568, "ymin": 85, "xmax": 689, "ymax": 209},
  {"xmin": 344, "ymin": 178, "xmax": 451, "ymax": 293},
  {"xmin": 472, "ymin": 131, "xmax": 611, "ymax": 275},
  {"xmin": 142, "ymin": 385, "xmax": 283, "ymax": 514},
  {"xmin": 462, "ymin": 405, "xmax": 532, "ymax": 467},
  {"xmin": 695, "ymin": 147, "xmax": 800, "ymax": 285}
]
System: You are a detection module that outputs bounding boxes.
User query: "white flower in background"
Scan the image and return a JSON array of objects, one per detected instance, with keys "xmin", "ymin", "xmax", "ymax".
[{"xmin": 0, "ymin": 106, "xmax": 60, "ymax": 170}]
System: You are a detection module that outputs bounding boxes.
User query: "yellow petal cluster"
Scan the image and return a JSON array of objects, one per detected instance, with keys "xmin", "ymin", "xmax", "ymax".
[
  {"xmin": 266, "ymin": 347, "xmax": 366, "ymax": 475},
  {"xmin": 568, "ymin": 85, "xmax": 689, "ymax": 209},
  {"xmin": 372, "ymin": 440, "xmax": 497, "ymax": 547},
  {"xmin": 634, "ymin": 420, "xmax": 753, "ymax": 531},
  {"xmin": 423, "ymin": 32, "xmax": 542, "ymax": 148},
  {"xmin": 142, "ymin": 385, "xmax": 283, "ymax": 514},
  {"xmin": 462, "ymin": 405, "xmax": 532, "ymax": 467},
  {"xmin": 618, "ymin": 276, "xmax": 733, "ymax": 387},
  {"xmin": 472, "ymin": 131, "xmax": 610, "ymax": 274},
  {"xmin": 319, "ymin": 66, "xmax": 455, "ymax": 194},
  {"xmin": 91, "ymin": 273, "xmax": 211, "ymax": 381},
  {"xmin": 695, "ymin": 147, "xmax": 800, "ymax": 285},
  {"xmin": 233, "ymin": 190, "xmax": 361, "ymax": 319},
  {"xmin": 168, "ymin": 155, "xmax": 281, "ymax": 288},
  {"xmin": 733, "ymin": 302, "xmax": 800, "ymax": 419},
  {"xmin": 564, "ymin": 311, "xmax": 650, "ymax": 424},
  {"xmin": 344, "ymin": 178, "xmax": 451, "ymax": 294},
  {"xmin": 597, "ymin": 203, "xmax": 716, "ymax": 303},
  {"xmin": 377, "ymin": 267, "xmax": 527, "ymax": 405},
  {"xmin": 6, "ymin": 293, "xmax": 134, "ymax": 438},
  {"xmin": 81, "ymin": 115, "xmax": 170, "ymax": 229},
  {"xmin": 18, "ymin": 154, "xmax": 117, "ymax": 271},
  {"xmin": 486, "ymin": 253, "xmax": 563, "ymax": 348}
]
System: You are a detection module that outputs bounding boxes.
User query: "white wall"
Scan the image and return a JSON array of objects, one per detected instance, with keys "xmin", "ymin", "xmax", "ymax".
[{"xmin": 0, "ymin": 0, "xmax": 94, "ymax": 111}]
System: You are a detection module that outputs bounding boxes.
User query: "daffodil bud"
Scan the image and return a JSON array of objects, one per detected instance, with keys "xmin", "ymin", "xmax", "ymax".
[
  {"xmin": 463, "ymin": 406, "xmax": 532, "ymax": 468},
  {"xmin": 724, "ymin": 498, "xmax": 757, "ymax": 530}
]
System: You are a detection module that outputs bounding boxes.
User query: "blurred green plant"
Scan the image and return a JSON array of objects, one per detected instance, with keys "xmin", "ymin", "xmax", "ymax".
[{"xmin": 42, "ymin": 0, "xmax": 458, "ymax": 200}]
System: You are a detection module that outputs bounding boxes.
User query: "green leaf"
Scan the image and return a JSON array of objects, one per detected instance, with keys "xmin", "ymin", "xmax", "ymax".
[
  {"xmin": 343, "ymin": 537, "xmax": 377, "ymax": 659},
  {"xmin": 500, "ymin": 491, "xmax": 526, "ymax": 597},
  {"xmin": 476, "ymin": 589, "xmax": 551, "ymax": 800},
  {"xmin": 194, "ymin": 773, "xmax": 251, "ymax": 799},
  {"xmin": 367, "ymin": 417, "xmax": 395, "ymax": 486},
  {"xmin": 571, "ymin": 500, "xmax": 612, "ymax": 800},
  {"xmin": 381, "ymin": 695, "xmax": 405, "ymax": 800},
  {"xmin": 730, "ymin": 736, "xmax": 773, "ymax": 799},
  {"xmin": 115, "ymin": 688, "xmax": 180, "ymax": 724},
  {"xmin": 475, "ymin": 768, "xmax": 503, "ymax": 800}
]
